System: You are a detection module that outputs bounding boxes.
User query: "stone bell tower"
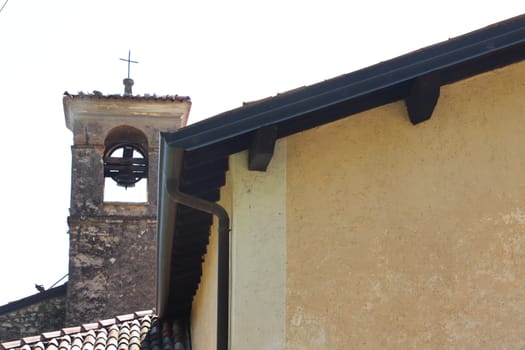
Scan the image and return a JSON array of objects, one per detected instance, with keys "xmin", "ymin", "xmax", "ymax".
[{"xmin": 63, "ymin": 87, "xmax": 191, "ymax": 325}]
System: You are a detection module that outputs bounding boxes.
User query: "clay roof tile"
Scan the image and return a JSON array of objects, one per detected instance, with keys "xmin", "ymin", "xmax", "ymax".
[
  {"xmin": 70, "ymin": 336, "xmax": 83, "ymax": 350},
  {"xmin": 22, "ymin": 336, "xmax": 41, "ymax": 345},
  {"xmin": 97, "ymin": 319, "xmax": 115, "ymax": 329},
  {"xmin": 0, "ymin": 311, "xmax": 160, "ymax": 350},
  {"xmin": 41, "ymin": 331, "xmax": 60, "ymax": 341},
  {"xmin": 81, "ymin": 323, "xmax": 99, "ymax": 333},
  {"xmin": 85, "ymin": 331, "xmax": 97, "ymax": 345},
  {"xmin": 58, "ymin": 336, "xmax": 71, "ymax": 350},
  {"xmin": 62, "ymin": 328, "xmax": 82, "ymax": 337},
  {"xmin": 45, "ymin": 338, "xmax": 59, "ymax": 350},
  {"xmin": 33, "ymin": 342, "xmax": 45, "ymax": 350}
]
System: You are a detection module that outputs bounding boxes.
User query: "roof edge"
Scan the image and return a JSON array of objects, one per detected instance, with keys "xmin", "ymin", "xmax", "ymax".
[
  {"xmin": 163, "ymin": 13, "xmax": 525, "ymax": 151},
  {"xmin": 0, "ymin": 283, "xmax": 67, "ymax": 315},
  {"xmin": 0, "ymin": 310, "xmax": 156, "ymax": 350}
]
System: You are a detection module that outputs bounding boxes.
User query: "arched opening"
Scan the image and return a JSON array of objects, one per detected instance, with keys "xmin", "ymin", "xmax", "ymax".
[{"xmin": 103, "ymin": 126, "xmax": 148, "ymax": 203}]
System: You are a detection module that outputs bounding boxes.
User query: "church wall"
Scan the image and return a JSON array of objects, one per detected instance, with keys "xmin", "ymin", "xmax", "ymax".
[
  {"xmin": 190, "ymin": 142, "xmax": 288, "ymax": 350},
  {"xmin": 285, "ymin": 60, "xmax": 525, "ymax": 349},
  {"xmin": 66, "ymin": 218, "xmax": 156, "ymax": 326},
  {"xmin": 0, "ymin": 285, "xmax": 66, "ymax": 342},
  {"xmin": 189, "ymin": 60, "xmax": 525, "ymax": 349},
  {"xmin": 228, "ymin": 143, "xmax": 287, "ymax": 350}
]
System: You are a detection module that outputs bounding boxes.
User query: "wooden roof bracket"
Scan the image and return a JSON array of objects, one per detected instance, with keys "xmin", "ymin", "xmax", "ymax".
[
  {"xmin": 248, "ymin": 125, "xmax": 278, "ymax": 171},
  {"xmin": 405, "ymin": 72, "xmax": 441, "ymax": 125}
]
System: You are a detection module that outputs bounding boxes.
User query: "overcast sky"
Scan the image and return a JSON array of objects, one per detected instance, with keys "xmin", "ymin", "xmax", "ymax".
[{"xmin": 0, "ymin": 1, "xmax": 523, "ymax": 306}]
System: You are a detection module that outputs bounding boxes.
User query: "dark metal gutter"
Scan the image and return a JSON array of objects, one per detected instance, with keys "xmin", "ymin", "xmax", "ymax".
[
  {"xmin": 157, "ymin": 140, "xmax": 230, "ymax": 350},
  {"xmin": 163, "ymin": 14, "xmax": 525, "ymax": 151},
  {"xmin": 156, "ymin": 141, "xmax": 177, "ymax": 321}
]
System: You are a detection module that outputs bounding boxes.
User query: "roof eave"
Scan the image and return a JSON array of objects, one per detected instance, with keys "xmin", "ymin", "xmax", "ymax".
[
  {"xmin": 163, "ymin": 14, "xmax": 525, "ymax": 152},
  {"xmin": 156, "ymin": 13, "xmax": 525, "ymax": 319}
]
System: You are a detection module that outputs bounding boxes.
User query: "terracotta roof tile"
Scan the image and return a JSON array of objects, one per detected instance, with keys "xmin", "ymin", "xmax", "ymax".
[
  {"xmin": 46, "ymin": 339, "xmax": 59, "ymax": 350},
  {"xmin": 0, "ymin": 311, "xmax": 175, "ymax": 350},
  {"xmin": 70, "ymin": 337, "xmax": 82, "ymax": 350},
  {"xmin": 63, "ymin": 328, "xmax": 81, "ymax": 337},
  {"xmin": 58, "ymin": 337, "xmax": 70, "ymax": 350},
  {"xmin": 83, "ymin": 331, "xmax": 96, "ymax": 346}
]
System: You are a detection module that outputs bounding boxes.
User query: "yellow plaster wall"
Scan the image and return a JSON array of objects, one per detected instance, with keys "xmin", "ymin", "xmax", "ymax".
[
  {"xmin": 286, "ymin": 60, "xmax": 525, "ymax": 349},
  {"xmin": 229, "ymin": 143, "xmax": 287, "ymax": 350},
  {"xmin": 190, "ymin": 144, "xmax": 287, "ymax": 350}
]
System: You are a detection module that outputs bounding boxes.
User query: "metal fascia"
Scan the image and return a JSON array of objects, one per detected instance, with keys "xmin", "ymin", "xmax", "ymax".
[
  {"xmin": 156, "ymin": 139, "xmax": 180, "ymax": 319},
  {"xmin": 163, "ymin": 15, "xmax": 525, "ymax": 152}
]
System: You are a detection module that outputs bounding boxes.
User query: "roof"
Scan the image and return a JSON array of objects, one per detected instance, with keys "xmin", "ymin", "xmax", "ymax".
[
  {"xmin": 0, "ymin": 284, "xmax": 67, "ymax": 315},
  {"xmin": 0, "ymin": 311, "xmax": 177, "ymax": 350},
  {"xmin": 156, "ymin": 13, "xmax": 525, "ymax": 320},
  {"xmin": 162, "ymin": 13, "xmax": 525, "ymax": 152},
  {"xmin": 63, "ymin": 92, "xmax": 192, "ymax": 133},
  {"xmin": 63, "ymin": 92, "xmax": 190, "ymax": 102}
]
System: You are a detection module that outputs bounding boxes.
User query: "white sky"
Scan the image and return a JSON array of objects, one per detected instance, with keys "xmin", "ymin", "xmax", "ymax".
[{"xmin": 0, "ymin": 1, "xmax": 523, "ymax": 306}]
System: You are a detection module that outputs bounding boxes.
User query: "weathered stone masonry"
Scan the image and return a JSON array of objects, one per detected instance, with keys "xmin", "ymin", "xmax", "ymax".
[
  {"xmin": 66, "ymin": 217, "xmax": 157, "ymax": 326},
  {"xmin": 0, "ymin": 285, "xmax": 66, "ymax": 341},
  {"xmin": 64, "ymin": 94, "xmax": 190, "ymax": 326},
  {"xmin": 65, "ymin": 143, "xmax": 157, "ymax": 325}
]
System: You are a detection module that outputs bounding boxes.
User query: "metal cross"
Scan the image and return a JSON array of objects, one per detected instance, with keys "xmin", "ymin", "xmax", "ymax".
[{"xmin": 119, "ymin": 50, "xmax": 139, "ymax": 79}]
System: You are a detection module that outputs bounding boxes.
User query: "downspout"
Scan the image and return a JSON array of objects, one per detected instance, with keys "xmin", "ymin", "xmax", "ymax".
[{"xmin": 158, "ymin": 140, "xmax": 230, "ymax": 350}]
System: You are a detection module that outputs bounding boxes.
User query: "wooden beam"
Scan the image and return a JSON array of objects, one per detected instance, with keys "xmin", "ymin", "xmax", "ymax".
[
  {"xmin": 248, "ymin": 125, "xmax": 278, "ymax": 171},
  {"xmin": 405, "ymin": 72, "xmax": 441, "ymax": 125}
]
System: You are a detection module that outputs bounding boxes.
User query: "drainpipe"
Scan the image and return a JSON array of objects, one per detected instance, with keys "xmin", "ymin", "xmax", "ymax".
[{"xmin": 158, "ymin": 143, "xmax": 230, "ymax": 350}]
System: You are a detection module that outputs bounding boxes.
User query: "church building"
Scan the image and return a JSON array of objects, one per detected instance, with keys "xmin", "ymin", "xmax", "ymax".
[{"xmin": 2, "ymin": 14, "xmax": 525, "ymax": 350}]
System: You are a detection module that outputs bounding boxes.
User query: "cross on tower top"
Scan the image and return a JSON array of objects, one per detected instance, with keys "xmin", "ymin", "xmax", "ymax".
[
  {"xmin": 119, "ymin": 50, "xmax": 139, "ymax": 79},
  {"xmin": 120, "ymin": 50, "xmax": 139, "ymax": 96}
]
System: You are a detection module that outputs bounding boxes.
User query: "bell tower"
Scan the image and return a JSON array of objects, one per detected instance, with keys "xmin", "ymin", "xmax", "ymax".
[{"xmin": 63, "ymin": 89, "xmax": 190, "ymax": 325}]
